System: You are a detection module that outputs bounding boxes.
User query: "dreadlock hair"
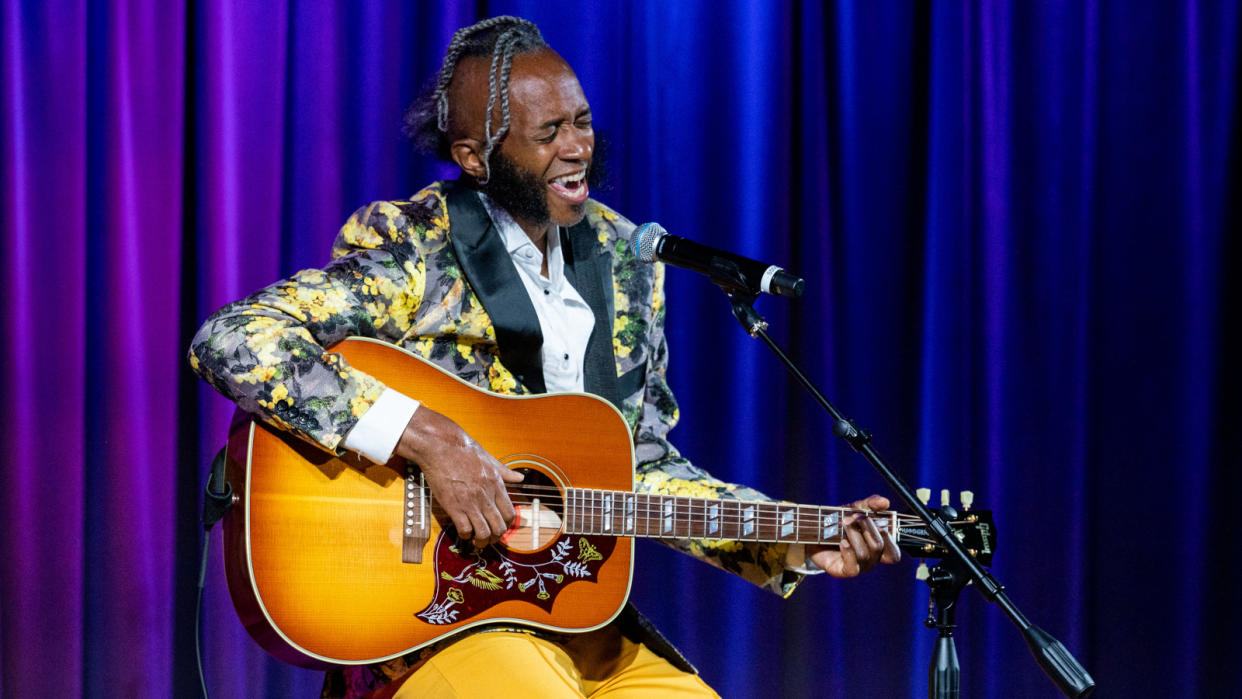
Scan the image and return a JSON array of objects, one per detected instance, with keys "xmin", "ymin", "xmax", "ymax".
[{"xmin": 405, "ymin": 16, "xmax": 547, "ymax": 183}]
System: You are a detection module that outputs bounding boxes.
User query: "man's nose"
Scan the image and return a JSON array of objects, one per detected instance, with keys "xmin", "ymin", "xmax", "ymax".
[{"xmin": 559, "ymin": 130, "xmax": 592, "ymax": 160}]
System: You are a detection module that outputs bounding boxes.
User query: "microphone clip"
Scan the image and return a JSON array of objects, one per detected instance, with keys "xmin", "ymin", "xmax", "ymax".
[{"xmin": 725, "ymin": 290, "xmax": 768, "ymax": 338}]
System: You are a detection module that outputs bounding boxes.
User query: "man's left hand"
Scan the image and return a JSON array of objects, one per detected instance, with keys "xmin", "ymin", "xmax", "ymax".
[{"xmin": 806, "ymin": 494, "xmax": 902, "ymax": 577}]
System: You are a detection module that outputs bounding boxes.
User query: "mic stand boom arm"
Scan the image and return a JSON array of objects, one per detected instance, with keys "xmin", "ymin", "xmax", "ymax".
[{"xmin": 721, "ymin": 287, "xmax": 1095, "ymax": 699}]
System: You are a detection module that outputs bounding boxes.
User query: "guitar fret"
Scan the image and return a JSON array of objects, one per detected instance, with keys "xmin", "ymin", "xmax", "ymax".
[
  {"xmin": 695, "ymin": 498, "xmax": 706, "ymax": 539},
  {"xmin": 696, "ymin": 500, "xmax": 704, "ymax": 537},
  {"xmin": 661, "ymin": 495, "xmax": 674, "ymax": 537},
  {"xmin": 636, "ymin": 494, "xmax": 646, "ymax": 537},
  {"xmin": 741, "ymin": 502, "xmax": 756, "ymax": 539},
  {"xmin": 685, "ymin": 494, "xmax": 695, "ymax": 538},
  {"xmin": 684, "ymin": 497, "xmax": 694, "ymax": 538},
  {"xmin": 719, "ymin": 500, "xmax": 734, "ymax": 540},
  {"xmin": 584, "ymin": 489, "xmax": 591, "ymax": 534},
  {"xmin": 821, "ymin": 507, "xmax": 839, "ymax": 544},
  {"xmin": 599, "ymin": 491, "xmax": 607, "ymax": 534},
  {"xmin": 794, "ymin": 506, "xmax": 814, "ymax": 543},
  {"xmin": 679, "ymin": 497, "xmax": 688, "ymax": 538},
  {"xmin": 624, "ymin": 494, "xmax": 635, "ymax": 534},
  {"xmin": 680, "ymin": 498, "xmax": 688, "ymax": 538},
  {"xmin": 778, "ymin": 505, "xmax": 794, "ymax": 540},
  {"xmin": 578, "ymin": 489, "xmax": 586, "ymax": 534},
  {"xmin": 707, "ymin": 500, "xmax": 720, "ymax": 539},
  {"xmin": 596, "ymin": 490, "xmax": 603, "ymax": 535},
  {"xmin": 577, "ymin": 489, "xmax": 585, "ymax": 534},
  {"xmin": 576, "ymin": 488, "xmax": 583, "ymax": 535},
  {"xmin": 756, "ymin": 502, "xmax": 772, "ymax": 540},
  {"xmin": 583, "ymin": 489, "xmax": 591, "ymax": 534},
  {"xmin": 646, "ymin": 494, "xmax": 660, "ymax": 537},
  {"xmin": 591, "ymin": 490, "xmax": 600, "ymax": 534},
  {"xmin": 603, "ymin": 492, "xmax": 612, "ymax": 533}
]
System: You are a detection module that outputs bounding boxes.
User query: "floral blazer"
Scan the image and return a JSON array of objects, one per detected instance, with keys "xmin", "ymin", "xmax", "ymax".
[{"xmin": 189, "ymin": 181, "xmax": 803, "ymax": 695}]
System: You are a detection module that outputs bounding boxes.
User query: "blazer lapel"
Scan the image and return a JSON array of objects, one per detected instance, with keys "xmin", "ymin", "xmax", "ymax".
[
  {"xmin": 444, "ymin": 182, "xmax": 546, "ymax": 394},
  {"xmin": 563, "ymin": 221, "xmax": 622, "ymax": 409}
]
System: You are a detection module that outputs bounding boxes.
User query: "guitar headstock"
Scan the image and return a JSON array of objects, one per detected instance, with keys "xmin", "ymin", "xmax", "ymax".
[
  {"xmin": 900, "ymin": 488, "xmax": 997, "ymax": 577},
  {"xmin": 898, "ymin": 509, "xmax": 997, "ymax": 566}
]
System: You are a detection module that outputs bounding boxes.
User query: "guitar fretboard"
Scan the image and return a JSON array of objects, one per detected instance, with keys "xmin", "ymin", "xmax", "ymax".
[{"xmin": 563, "ymin": 488, "xmax": 884, "ymax": 546}]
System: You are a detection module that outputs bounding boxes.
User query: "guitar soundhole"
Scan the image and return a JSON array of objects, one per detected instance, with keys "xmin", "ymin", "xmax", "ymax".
[{"xmin": 501, "ymin": 467, "xmax": 564, "ymax": 554}]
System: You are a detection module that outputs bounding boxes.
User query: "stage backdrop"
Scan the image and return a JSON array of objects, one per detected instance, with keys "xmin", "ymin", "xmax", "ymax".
[{"xmin": 2, "ymin": 1, "xmax": 1238, "ymax": 697}]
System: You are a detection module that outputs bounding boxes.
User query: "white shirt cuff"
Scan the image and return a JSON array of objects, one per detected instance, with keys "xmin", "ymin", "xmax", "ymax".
[
  {"xmin": 784, "ymin": 543, "xmax": 825, "ymax": 575},
  {"xmin": 342, "ymin": 388, "xmax": 420, "ymax": 465}
]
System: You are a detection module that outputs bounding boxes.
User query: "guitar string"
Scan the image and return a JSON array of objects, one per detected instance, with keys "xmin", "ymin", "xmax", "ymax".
[
  {"xmin": 424, "ymin": 507, "xmax": 945, "ymax": 548},
  {"xmin": 499, "ymin": 483, "xmax": 953, "ymax": 527},
  {"xmin": 426, "ymin": 499, "xmax": 948, "ymax": 548},
  {"xmin": 425, "ymin": 489, "xmax": 968, "ymax": 547},
  {"xmin": 426, "ymin": 483, "xmax": 965, "ymax": 530},
  {"xmin": 432, "ymin": 494, "xmax": 889, "ymax": 529},
  {"xmin": 429, "ymin": 500, "xmax": 959, "ymax": 533}
]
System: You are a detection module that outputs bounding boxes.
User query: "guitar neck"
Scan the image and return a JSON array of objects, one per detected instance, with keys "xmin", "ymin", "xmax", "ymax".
[{"xmin": 561, "ymin": 488, "xmax": 896, "ymax": 547}]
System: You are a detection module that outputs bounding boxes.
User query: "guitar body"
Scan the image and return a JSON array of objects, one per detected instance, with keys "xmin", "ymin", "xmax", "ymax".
[{"xmin": 223, "ymin": 337, "xmax": 637, "ymax": 668}]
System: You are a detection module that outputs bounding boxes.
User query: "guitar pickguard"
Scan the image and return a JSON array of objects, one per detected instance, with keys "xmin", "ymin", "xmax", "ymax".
[{"xmin": 416, "ymin": 531, "xmax": 616, "ymax": 625}]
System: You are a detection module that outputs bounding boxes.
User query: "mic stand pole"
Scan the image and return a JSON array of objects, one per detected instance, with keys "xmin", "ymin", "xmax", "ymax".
[{"xmin": 721, "ymin": 289, "xmax": 1094, "ymax": 698}]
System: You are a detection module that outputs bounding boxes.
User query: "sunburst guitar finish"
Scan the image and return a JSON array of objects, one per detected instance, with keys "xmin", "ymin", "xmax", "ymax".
[{"xmin": 223, "ymin": 337, "xmax": 636, "ymax": 669}]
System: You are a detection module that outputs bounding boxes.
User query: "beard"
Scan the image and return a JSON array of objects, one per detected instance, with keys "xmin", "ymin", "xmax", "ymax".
[
  {"xmin": 482, "ymin": 151, "xmax": 552, "ymax": 226},
  {"xmin": 480, "ymin": 133, "xmax": 611, "ymax": 228}
]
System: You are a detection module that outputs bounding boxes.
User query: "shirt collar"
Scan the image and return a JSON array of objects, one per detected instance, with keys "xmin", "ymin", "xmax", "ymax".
[{"xmin": 477, "ymin": 191, "xmax": 561, "ymax": 259}]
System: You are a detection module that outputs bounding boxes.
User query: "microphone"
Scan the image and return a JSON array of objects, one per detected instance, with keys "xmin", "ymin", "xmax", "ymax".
[{"xmin": 632, "ymin": 223, "xmax": 804, "ymax": 298}]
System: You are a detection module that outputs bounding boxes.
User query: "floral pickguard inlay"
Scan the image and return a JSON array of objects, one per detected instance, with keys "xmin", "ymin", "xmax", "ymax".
[{"xmin": 415, "ymin": 531, "xmax": 616, "ymax": 625}]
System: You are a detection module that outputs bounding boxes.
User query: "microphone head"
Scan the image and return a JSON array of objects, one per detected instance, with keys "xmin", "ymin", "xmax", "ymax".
[{"xmin": 632, "ymin": 222, "xmax": 666, "ymax": 264}]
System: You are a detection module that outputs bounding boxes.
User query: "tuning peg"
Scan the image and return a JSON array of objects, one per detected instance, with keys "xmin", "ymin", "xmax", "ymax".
[
  {"xmin": 915, "ymin": 561, "xmax": 929, "ymax": 580},
  {"xmin": 960, "ymin": 490, "xmax": 974, "ymax": 511},
  {"xmin": 917, "ymin": 488, "xmax": 931, "ymax": 505},
  {"xmin": 940, "ymin": 489, "xmax": 950, "ymax": 507}
]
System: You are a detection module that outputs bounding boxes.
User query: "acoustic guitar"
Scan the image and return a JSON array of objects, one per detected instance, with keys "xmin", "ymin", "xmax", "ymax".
[{"xmin": 222, "ymin": 337, "xmax": 996, "ymax": 668}]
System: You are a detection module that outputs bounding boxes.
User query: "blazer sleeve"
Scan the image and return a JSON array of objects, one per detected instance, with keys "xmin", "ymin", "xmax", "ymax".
[
  {"xmin": 631, "ymin": 262, "xmax": 806, "ymax": 598},
  {"xmin": 187, "ymin": 197, "xmax": 439, "ymax": 453}
]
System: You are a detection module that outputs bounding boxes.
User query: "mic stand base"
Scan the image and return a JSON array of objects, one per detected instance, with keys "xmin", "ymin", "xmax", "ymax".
[{"xmin": 925, "ymin": 534, "xmax": 969, "ymax": 699}]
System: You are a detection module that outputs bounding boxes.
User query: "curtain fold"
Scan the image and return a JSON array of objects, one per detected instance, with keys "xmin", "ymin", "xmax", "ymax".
[{"xmin": 1, "ymin": 1, "xmax": 1237, "ymax": 696}]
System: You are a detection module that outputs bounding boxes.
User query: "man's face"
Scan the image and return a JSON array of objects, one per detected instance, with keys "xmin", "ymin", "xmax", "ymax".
[{"xmin": 483, "ymin": 50, "xmax": 596, "ymax": 230}]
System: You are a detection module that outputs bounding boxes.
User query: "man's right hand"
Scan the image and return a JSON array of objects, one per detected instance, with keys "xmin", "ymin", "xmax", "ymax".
[{"xmin": 395, "ymin": 407, "xmax": 524, "ymax": 549}]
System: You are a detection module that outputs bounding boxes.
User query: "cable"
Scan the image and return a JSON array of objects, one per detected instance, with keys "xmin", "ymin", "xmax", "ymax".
[{"xmin": 197, "ymin": 448, "xmax": 233, "ymax": 699}]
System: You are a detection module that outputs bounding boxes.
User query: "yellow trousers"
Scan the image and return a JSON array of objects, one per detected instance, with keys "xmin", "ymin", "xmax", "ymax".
[{"xmin": 389, "ymin": 627, "xmax": 719, "ymax": 698}]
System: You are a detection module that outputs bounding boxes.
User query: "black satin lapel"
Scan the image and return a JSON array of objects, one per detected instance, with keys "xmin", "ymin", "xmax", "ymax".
[
  {"xmin": 563, "ymin": 222, "xmax": 622, "ymax": 409},
  {"xmin": 444, "ymin": 182, "xmax": 546, "ymax": 394}
]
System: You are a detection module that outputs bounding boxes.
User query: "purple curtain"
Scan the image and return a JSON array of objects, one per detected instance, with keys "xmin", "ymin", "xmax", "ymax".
[{"xmin": 2, "ymin": 1, "xmax": 1238, "ymax": 697}]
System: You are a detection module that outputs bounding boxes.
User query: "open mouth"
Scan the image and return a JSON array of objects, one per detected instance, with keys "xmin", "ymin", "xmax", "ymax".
[{"xmin": 548, "ymin": 170, "xmax": 589, "ymax": 203}]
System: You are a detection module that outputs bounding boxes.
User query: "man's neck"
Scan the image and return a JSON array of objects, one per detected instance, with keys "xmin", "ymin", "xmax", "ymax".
[{"xmin": 512, "ymin": 216, "xmax": 554, "ymax": 258}]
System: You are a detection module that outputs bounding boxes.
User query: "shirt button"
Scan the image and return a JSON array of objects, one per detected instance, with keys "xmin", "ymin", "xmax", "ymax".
[
  {"xmin": 563, "ymin": 353, "xmax": 570, "ymax": 360},
  {"xmin": 544, "ymin": 288, "xmax": 550, "ymax": 295}
]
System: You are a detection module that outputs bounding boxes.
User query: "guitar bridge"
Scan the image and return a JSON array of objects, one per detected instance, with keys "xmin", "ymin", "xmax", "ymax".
[{"xmin": 402, "ymin": 465, "xmax": 429, "ymax": 563}]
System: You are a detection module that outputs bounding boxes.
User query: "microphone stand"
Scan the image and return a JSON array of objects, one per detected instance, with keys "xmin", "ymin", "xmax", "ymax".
[{"xmin": 718, "ymin": 285, "xmax": 1095, "ymax": 698}]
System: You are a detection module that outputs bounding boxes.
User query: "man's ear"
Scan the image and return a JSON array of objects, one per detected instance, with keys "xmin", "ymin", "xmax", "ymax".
[{"xmin": 450, "ymin": 138, "xmax": 487, "ymax": 179}]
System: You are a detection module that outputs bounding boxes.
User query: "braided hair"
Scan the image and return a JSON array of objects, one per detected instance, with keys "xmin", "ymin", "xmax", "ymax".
[{"xmin": 405, "ymin": 16, "xmax": 547, "ymax": 183}]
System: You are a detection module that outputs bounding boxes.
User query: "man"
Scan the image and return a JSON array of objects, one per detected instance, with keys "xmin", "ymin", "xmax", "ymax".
[{"xmin": 190, "ymin": 16, "xmax": 898, "ymax": 698}]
